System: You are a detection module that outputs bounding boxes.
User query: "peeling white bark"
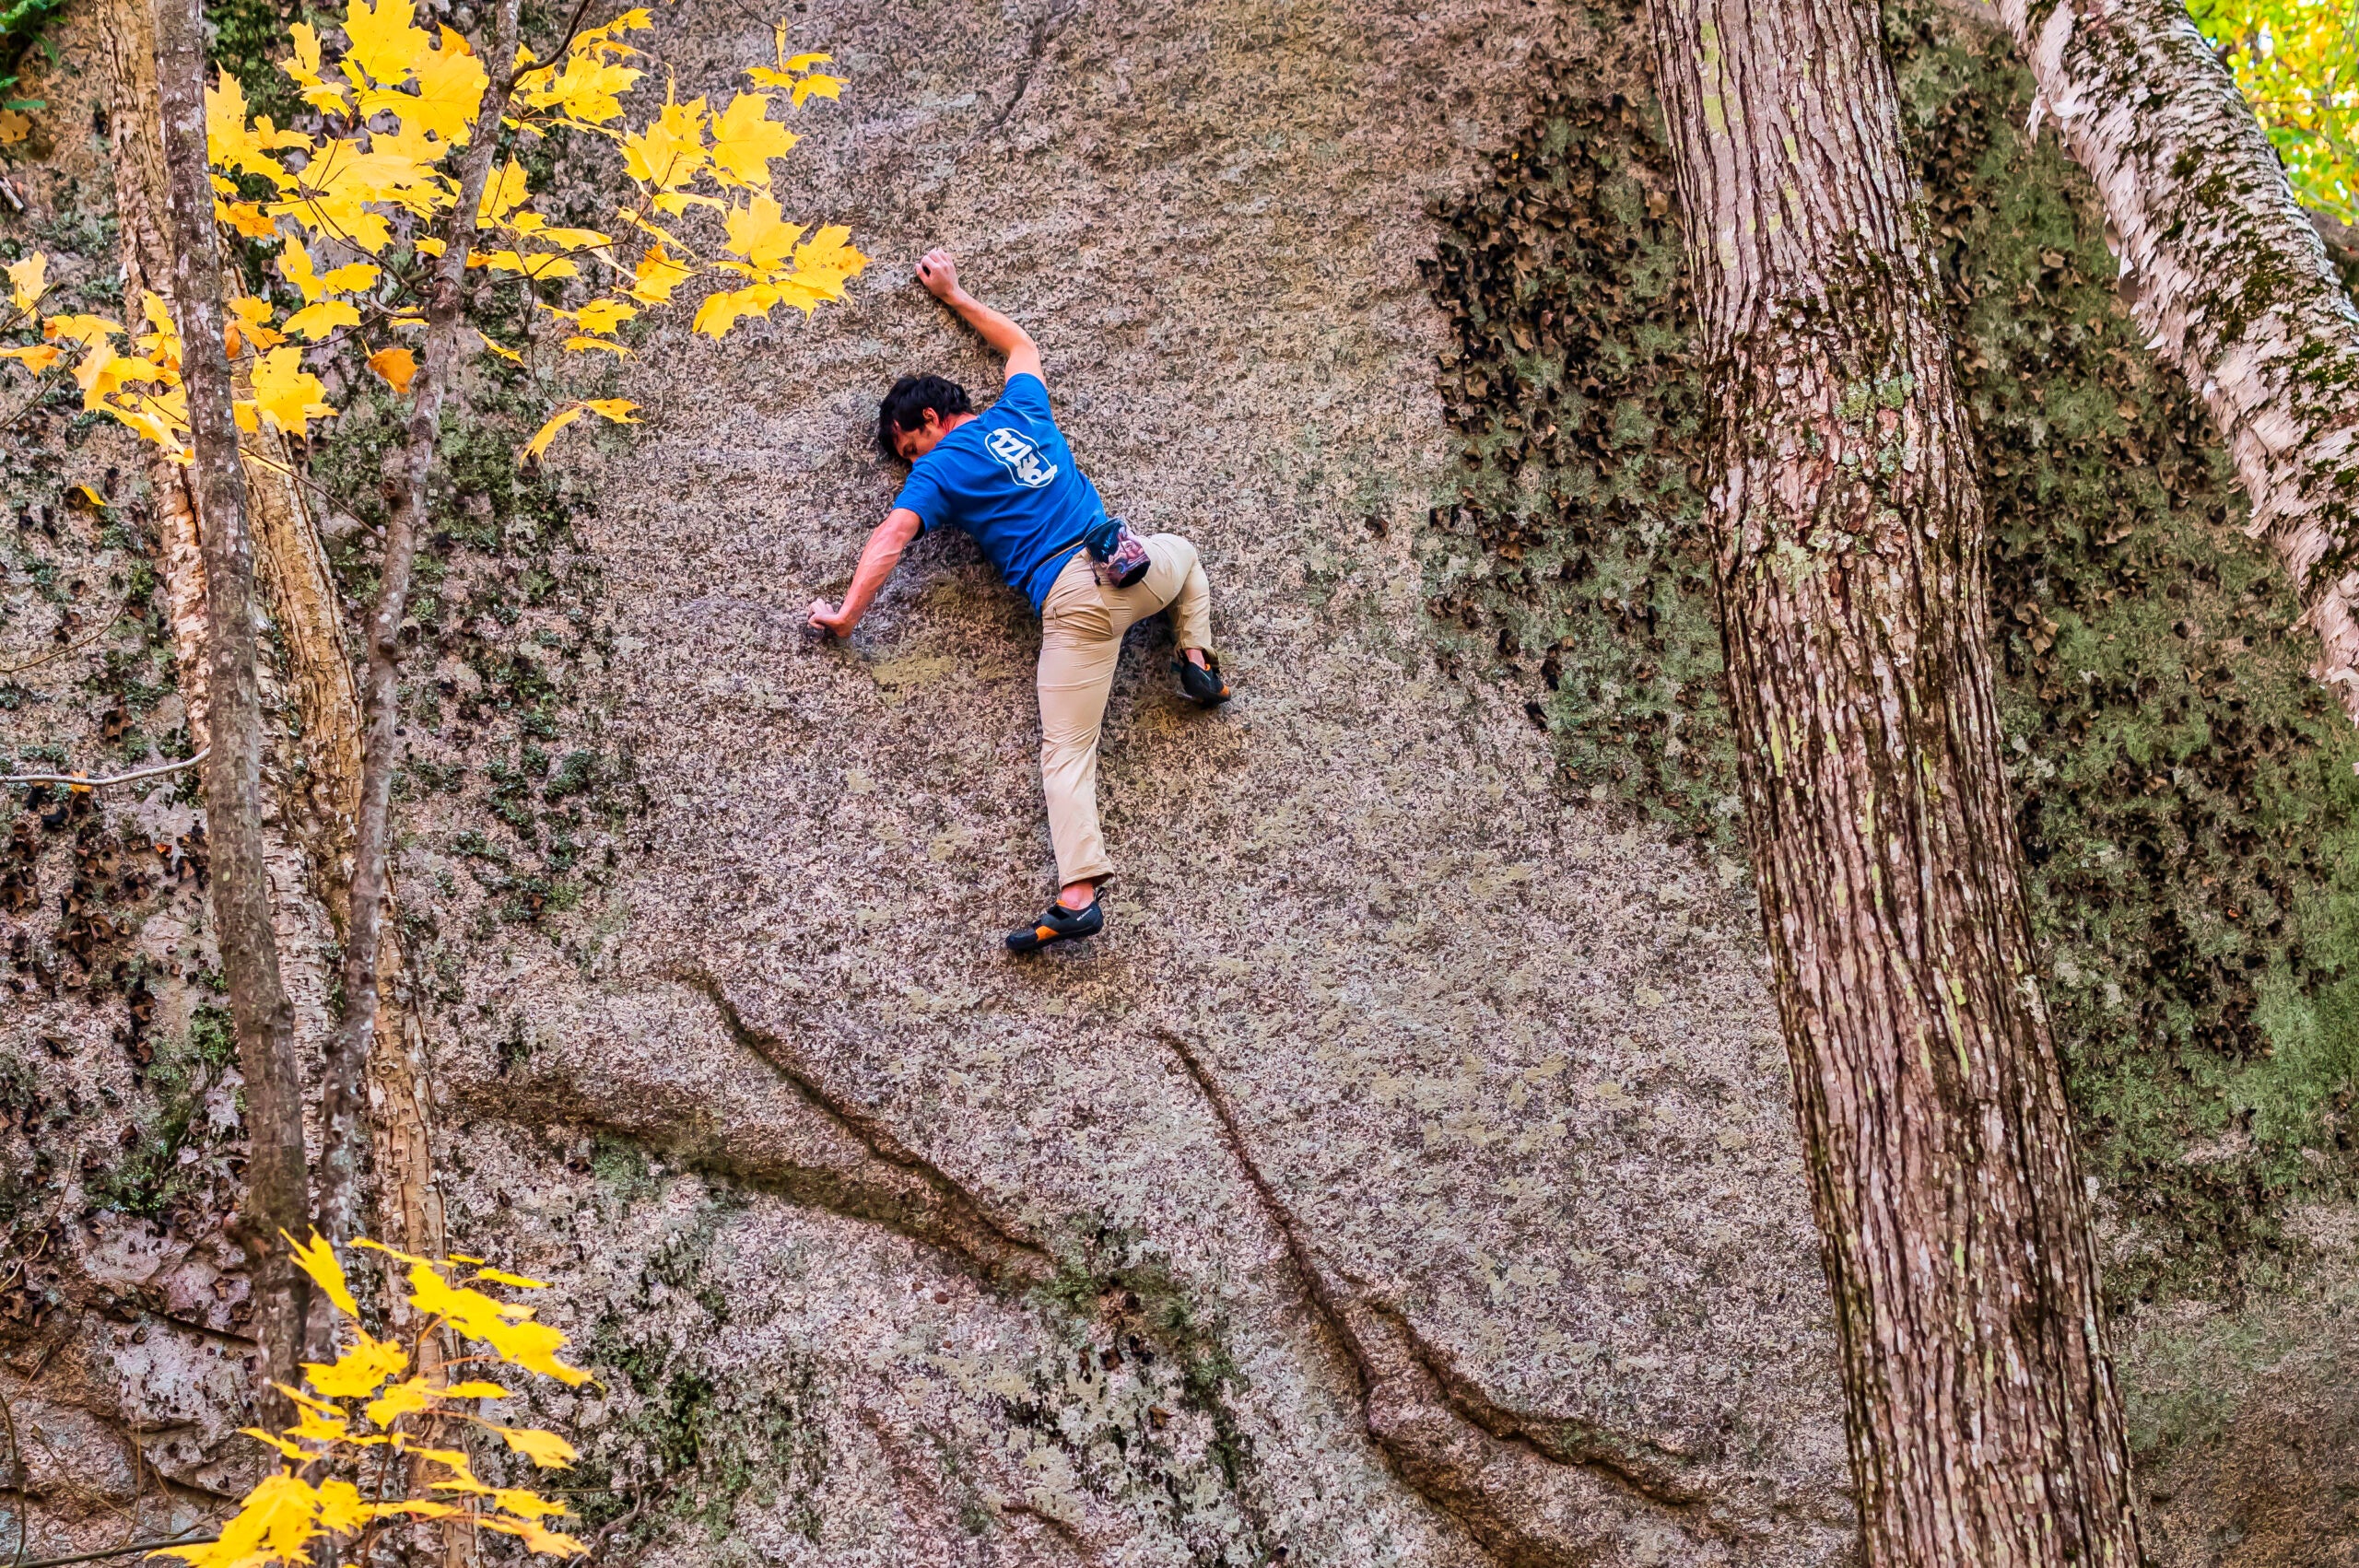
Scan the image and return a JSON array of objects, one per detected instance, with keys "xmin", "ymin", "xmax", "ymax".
[{"xmin": 1997, "ymin": 0, "xmax": 2359, "ymax": 724}]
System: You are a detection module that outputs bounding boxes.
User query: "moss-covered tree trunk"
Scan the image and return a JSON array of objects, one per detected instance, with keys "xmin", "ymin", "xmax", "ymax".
[
  {"xmin": 1648, "ymin": 0, "xmax": 2146, "ymax": 1560},
  {"xmin": 1996, "ymin": 0, "xmax": 2359, "ymax": 725},
  {"xmin": 150, "ymin": 0, "xmax": 312, "ymax": 1402}
]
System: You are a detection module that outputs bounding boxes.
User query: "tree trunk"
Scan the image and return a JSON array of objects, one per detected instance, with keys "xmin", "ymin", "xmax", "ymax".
[
  {"xmin": 1647, "ymin": 0, "xmax": 2145, "ymax": 1562},
  {"xmin": 150, "ymin": 0, "xmax": 312, "ymax": 1400},
  {"xmin": 97, "ymin": 0, "xmax": 208, "ymax": 741},
  {"xmin": 315, "ymin": 0, "xmax": 522, "ymax": 1246},
  {"xmin": 1993, "ymin": 0, "xmax": 2359, "ymax": 723}
]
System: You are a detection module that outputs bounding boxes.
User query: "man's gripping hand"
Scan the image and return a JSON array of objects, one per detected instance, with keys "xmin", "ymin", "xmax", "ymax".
[
  {"xmin": 807, "ymin": 598, "xmax": 853, "ymax": 638},
  {"xmin": 916, "ymin": 249, "xmax": 961, "ymax": 301}
]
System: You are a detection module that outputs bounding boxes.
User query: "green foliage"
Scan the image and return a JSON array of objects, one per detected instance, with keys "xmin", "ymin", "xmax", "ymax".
[
  {"xmin": 1427, "ymin": 6, "xmax": 2359, "ymax": 1297},
  {"xmin": 0, "ymin": 0, "xmax": 65, "ymax": 112},
  {"xmin": 2187, "ymin": 0, "xmax": 2359, "ymax": 222}
]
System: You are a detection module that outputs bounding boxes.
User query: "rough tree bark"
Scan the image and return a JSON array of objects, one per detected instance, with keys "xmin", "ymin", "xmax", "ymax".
[
  {"xmin": 1993, "ymin": 0, "xmax": 2359, "ymax": 723},
  {"xmin": 315, "ymin": 0, "xmax": 522, "ymax": 1246},
  {"xmin": 1647, "ymin": 0, "xmax": 2145, "ymax": 1562},
  {"xmin": 150, "ymin": 0, "xmax": 312, "ymax": 1398}
]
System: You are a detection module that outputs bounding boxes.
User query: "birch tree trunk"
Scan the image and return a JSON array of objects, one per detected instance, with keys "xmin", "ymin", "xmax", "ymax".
[
  {"xmin": 1648, "ymin": 0, "xmax": 2145, "ymax": 1560},
  {"xmin": 151, "ymin": 0, "xmax": 313, "ymax": 1399},
  {"xmin": 315, "ymin": 0, "xmax": 522, "ymax": 1246},
  {"xmin": 1993, "ymin": 0, "xmax": 2359, "ymax": 723}
]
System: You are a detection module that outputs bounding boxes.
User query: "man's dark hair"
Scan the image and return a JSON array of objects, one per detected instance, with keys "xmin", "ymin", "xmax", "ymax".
[{"xmin": 877, "ymin": 374, "xmax": 972, "ymax": 462}]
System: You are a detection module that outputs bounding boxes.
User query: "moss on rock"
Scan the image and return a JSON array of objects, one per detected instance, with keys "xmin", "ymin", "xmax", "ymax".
[{"xmin": 1424, "ymin": 1, "xmax": 2359, "ymax": 1298}]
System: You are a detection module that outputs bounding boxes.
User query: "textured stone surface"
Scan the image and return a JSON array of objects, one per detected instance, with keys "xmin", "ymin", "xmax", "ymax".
[{"xmin": 417, "ymin": 0, "xmax": 1857, "ymax": 1560}]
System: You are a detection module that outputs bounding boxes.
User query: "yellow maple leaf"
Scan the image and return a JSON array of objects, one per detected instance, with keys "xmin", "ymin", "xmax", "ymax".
[
  {"xmin": 690, "ymin": 284, "xmax": 774, "ymax": 339},
  {"xmin": 6, "ymin": 252, "xmax": 45, "ymax": 313},
  {"xmin": 792, "ymin": 74, "xmax": 843, "ymax": 107},
  {"xmin": 0, "ymin": 345, "xmax": 60, "ymax": 373},
  {"xmin": 283, "ymin": 299, "xmax": 362, "ymax": 342},
  {"xmin": 155, "ymin": 1474, "xmax": 322, "ymax": 1568},
  {"xmin": 343, "ymin": 0, "xmax": 433, "ymax": 88},
  {"xmin": 364, "ymin": 1375, "xmax": 436, "ymax": 1427},
  {"xmin": 490, "ymin": 1488, "xmax": 570, "ymax": 1521},
  {"xmin": 136, "ymin": 290, "xmax": 181, "ymax": 359},
  {"xmin": 112, "ymin": 384, "xmax": 191, "ymax": 453},
  {"xmin": 571, "ymin": 299, "xmax": 636, "ymax": 334},
  {"xmin": 707, "ymin": 92, "xmax": 797, "ymax": 188},
  {"xmin": 279, "ymin": 238, "xmax": 327, "ymax": 303},
  {"xmin": 522, "ymin": 404, "xmax": 583, "ymax": 461},
  {"xmin": 722, "ymin": 193, "xmax": 802, "ymax": 270},
  {"xmin": 368, "ymin": 345, "xmax": 418, "ymax": 392},
  {"xmin": 312, "ymin": 1478, "xmax": 370, "ymax": 1534},
  {"xmin": 42, "ymin": 314, "xmax": 121, "ymax": 349},
  {"xmin": 284, "ymin": 22, "xmax": 349, "ymax": 111},
  {"xmin": 368, "ymin": 1499, "xmax": 460, "ymax": 1522},
  {"xmin": 304, "ymin": 1328, "xmax": 408, "ymax": 1398},
  {"xmin": 564, "ymin": 337, "xmax": 626, "ymax": 357},
  {"xmin": 620, "ymin": 242, "xmax": 691, "ymax": 304},
  {"xmin": 476, "ymin": 1515, "xmax": 590, "ymax": 1557},
  {"xmin": 205, "ymin": 70, "xmax": 309, "ymax": 183},
  {"xmin": 416, "ymin": 237, "xmax": 448, "ymax": 257},
  {"xmin": 475, "ymin": 334, "xmax": 523, "ymax": 364},
  {"xmin": 783, "ymin": 51, "xmax": 834, "ymax": 71},
  {"xmin": 494, "ymin": 1424, "xmax": 578, "ymax": 1469},
  {"xmin": 621, "ymin": 94, "xmax": 709, "ymax": 190},
  {"xmin": 477, "ymin": 157, "xmax": 531, "ymax": 225},
  {"xmin": 585, "ymin": 397, "xmax": 639, "ymax": 423},
  {"xmin": 75, "ymin": 345, "xmax": 169, "ymax": 411},
  {"xmin": 359, "ymin": 29, "xmax": 487, "ymax": 143},
  {"xmin": 236, "ymin": 1424, "xmax": 311, "ymax": 1461},
  {"xmin": 225, "ymin": 295, "xmax": 285, "ymax": 356},
  {"xmin": 321, "ymin": 259, "xmax": 382, "ymax": 292},
  {"xmin": 217, "ymin": 200, "xmax": 279, "ymax": 238},
  {"xmin": 404, "ymin": 1261, "xmax": 591, "ymax": 1383},
  {"xmin": 250, "ymin": 345, "xmax": 337, "ymax": 435}
]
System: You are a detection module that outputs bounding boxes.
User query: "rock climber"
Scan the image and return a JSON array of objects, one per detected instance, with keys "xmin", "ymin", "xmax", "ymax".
[{"xmin": 807, "ymin": 249, "xmax": 1231, "ymax": 954}]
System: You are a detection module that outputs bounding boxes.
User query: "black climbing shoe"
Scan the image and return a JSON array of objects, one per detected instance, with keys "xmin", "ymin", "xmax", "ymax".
[
  {"xmin": 1006, "ymin": 897, "xmax": 1104, "ymax": 954},
  {"xmin": 1175, "ymin": 652, "xmax": 1231, "ymax": 706}
]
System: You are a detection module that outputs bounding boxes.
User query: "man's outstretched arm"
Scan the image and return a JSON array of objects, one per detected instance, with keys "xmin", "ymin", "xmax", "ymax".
[
  {"xmin": 916, "ymin": 249, "xmax": 1043, "ymax": 386},
  {"xmin": 809, "ymin": 508, "xmax": 922, "ymax": 637}
]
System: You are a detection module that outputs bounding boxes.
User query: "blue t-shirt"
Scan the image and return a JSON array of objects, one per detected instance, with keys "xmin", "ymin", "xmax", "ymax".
[{"xmin": 892, "ymin": 373, "xmax": 1109, "ymax": 612}]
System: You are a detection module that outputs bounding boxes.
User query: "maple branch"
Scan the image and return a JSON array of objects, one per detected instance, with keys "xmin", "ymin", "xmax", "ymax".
[
  {"xmin": 316, "ymin": 0, "xmax": 525, "ymax": 1254},
  {"xmin": 0, "ymin": 369, "xmax": 70, "ymax": 438},
  {"xmin": 520, "ymin": 0, "xmax": 603, "ymax": 89}
]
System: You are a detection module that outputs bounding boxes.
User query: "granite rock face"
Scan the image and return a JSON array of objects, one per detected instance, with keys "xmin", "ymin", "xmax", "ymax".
[{"xmin": 422, "ymin": 0, "xmax": 1856, "ymax": 1561}]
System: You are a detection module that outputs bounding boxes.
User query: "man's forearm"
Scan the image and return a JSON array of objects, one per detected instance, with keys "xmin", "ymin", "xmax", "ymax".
[
  {"xmin": 942, "ymin": 287, "xmax": 1032, "ymax": 357},
  {"xmin": 835, "ymin": 533, "xmax": 906, "ymax": 626}
]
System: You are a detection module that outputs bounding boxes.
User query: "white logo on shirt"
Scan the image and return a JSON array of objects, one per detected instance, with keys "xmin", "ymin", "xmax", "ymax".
[{"xmin": 985, "ymin": 427, "xmax": 1059, "ymax": 489}]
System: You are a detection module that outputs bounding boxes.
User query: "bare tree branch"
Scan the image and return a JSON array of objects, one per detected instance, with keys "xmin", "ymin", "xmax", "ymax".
[
  {"xmin": 148, "ymin": 0, "xmax": 312, "ymax": 1416},
  {"xmin": 0, "ymin": 745, "xmax": 207, "ymax": 789}
]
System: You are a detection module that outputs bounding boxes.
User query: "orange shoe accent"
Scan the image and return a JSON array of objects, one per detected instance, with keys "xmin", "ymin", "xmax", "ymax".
[{"xmin": 1036, "ymin": 925, "xmax": 1056, "ymax": 941}]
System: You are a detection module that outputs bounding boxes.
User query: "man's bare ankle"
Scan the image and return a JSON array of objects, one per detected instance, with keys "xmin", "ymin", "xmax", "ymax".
[
  {"xmin": 1183, "ymin": 648, "xmax": 1209, "ymax": 669},
  {"xmin": 1058, "ymin": 883, "xmax": 1097, "ymax": 910}
]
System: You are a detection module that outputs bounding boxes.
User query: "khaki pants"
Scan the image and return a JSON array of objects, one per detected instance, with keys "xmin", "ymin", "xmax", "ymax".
[{"xmin": 1037, "ymin": 534, "xmax": 1214, "ymax": 886}]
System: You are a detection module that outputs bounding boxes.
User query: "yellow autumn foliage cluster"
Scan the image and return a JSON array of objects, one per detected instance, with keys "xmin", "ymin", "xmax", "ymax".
[
  {"xmin": 0, "ymin": 2, "xmax": 863, "ymax": 462},
  {"xmin": 158, "ymin": 1233, "xmax": 595, "ymax": 1568}
]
